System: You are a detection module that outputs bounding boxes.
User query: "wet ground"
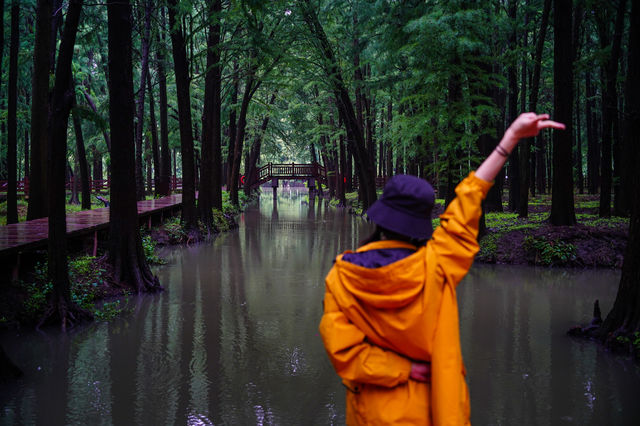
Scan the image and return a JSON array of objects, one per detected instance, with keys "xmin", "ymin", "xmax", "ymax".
[{"xmin": 1, "ymin": 189, "xmax": 639, "ymax": 425}]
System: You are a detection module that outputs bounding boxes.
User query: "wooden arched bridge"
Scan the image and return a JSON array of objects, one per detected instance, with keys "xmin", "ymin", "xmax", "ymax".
[
  {"xmin": 245, "ymin": 162, "xmax": 389, "ymax": 189},
  {"xmin": 246, "ymin": 162, "xmax": 327, "ymax": 188}
]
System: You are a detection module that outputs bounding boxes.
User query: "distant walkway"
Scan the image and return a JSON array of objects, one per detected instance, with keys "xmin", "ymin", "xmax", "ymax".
[{"xmin": 0, "ymin": 194, "xmax": 182, "ymax": 258}]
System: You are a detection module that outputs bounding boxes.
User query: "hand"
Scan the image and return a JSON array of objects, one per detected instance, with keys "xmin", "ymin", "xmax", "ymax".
[
  {"xmin": 410, "ymin": 362, "xmax": 431, "ymax": 382},
  {"xmin": 506, "ymin": 112, "xmax": 565, "ymax": 140}
]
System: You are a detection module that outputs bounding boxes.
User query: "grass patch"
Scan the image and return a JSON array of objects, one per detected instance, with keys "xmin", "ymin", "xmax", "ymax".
[{"xmin": 0, "ymin": 199, "xmax": 28, "ymax": 225}]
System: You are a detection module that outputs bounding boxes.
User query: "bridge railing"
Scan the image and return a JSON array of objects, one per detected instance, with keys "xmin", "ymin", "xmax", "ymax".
[
  {"xmin": 0, "ymin": 176, "xmax": 186, "ymax": 195},
  {"xmin": 250, "ymin": 162, "xmax": 327, "ymax": 188}
]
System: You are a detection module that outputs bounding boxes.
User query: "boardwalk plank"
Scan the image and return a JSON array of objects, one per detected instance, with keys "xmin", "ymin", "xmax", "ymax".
[{"xmin": 0, "ymin": 194, "xmax": 183, "ymax": 257}]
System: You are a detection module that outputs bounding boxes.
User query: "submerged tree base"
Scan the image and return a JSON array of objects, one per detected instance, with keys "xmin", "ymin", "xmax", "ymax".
[
  {"xmin": 36, "ymin": 297, "xmax": 94, "ymax": 331},
  {"xmin": 568, "ymin": 301, "xmax": 640, "ymax": 362}
]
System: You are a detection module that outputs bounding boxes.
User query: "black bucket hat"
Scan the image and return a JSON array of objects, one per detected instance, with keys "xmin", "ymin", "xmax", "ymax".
[{"xmin": 366, "ymin": 175, "xmax": 435, "ymax": 240}]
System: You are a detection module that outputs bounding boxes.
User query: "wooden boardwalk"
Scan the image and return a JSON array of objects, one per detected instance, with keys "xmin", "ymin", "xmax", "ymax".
[{"xmin": 0, "ymin": 194, "xmax": 183, "ymax": 257}]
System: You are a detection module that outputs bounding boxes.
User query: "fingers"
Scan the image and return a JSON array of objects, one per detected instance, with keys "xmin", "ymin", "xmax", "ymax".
[{"xmin": 538, "ymin": 120, "xmax": 566, "ymax": 130}]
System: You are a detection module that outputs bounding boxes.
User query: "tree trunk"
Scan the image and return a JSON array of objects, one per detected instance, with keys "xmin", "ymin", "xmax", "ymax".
[
  {"xmin": 45, "ymin": 0, "xmax": 92, "ymax": 329},
  {"xmin": 167, "ymin": 0, "xmax": 197, "ymax": 231},
  {"xmin": 517, "ymin": 5, "xmax": 529, "ymax": 218},
  {"xmin": 507, "ymin": 0, "xmax": 520, "ymax": 213},
  {"xmin": 24, "ymin": 127, "xmax": 29, "ymax": 180},
  {"xmin": 613, "ymin": 0, "xmax": 631, "ymax": 217},
  {"xmin": 134, "ymin": 0, "xmax": 152, "ymax": 201},
  {"xmin": 585, "ymin": 71, "xmax": 599, "ymax": 194},
  {"xmin": 229, "ymin": 69, "xmax": 261, "ymax": 205},
  {"xmin": 198, "ymin": 0, "xmax": 223, "ymax": 226},
  {"xmin": 49, "ymin": 0, "xmax": 63, "ymax": 72},
  {"xmin": 617, "ymin": 6, "xmax": 635, "ymax": 218},
  {"xmin": 147, "ymin": 74, "xmax": 160, "ymax": 195},
  {"xmin": 72, "ymin": 88, "xmax": 91, "ymax": 209},
  {"xmin": 155, "ymin": 7, "xmax": 170, "ymax": 196},
  {"xmin": 597, "ymin": 0, "xmax": 626, "ymax": 217},
  {"xmin": 575, "ymin": 88, "xmax": 584, "ymax": 194},
  {"xmin": 6, "ymin": 1, "xmax": 19, "ymax": 224},
  {"xmin": 550, "ymin": 0, "xmax": 576, "ymax": 226},
  {"xmin": 524, "ymin": 0, "xmax": 551, "ymax": 209},
  {"xmin": 225, "ymin": 61, "xmax": 239, "ymax": 189},
  {"xmin": 107, "ymin": 0, "xmax": 161, "ymax": 293},
  {"xmin": 597, "ymin": 0, "xmax": 640, "ymax": 341},
  {"xmin": 302, "ymin": 1, "xmax": 376, "ymax": 209},
  {"xmin": 244, "ymin": 91, "xmax": 277, "ymax": 196},
  {"xmin": 91, "ymin": 145, "xmax": 102, "ymax": 182},
  {"xmin": 80, "ymin": 87, "xmax": 111, "ymax": 152},
  {"xmin": 338, "ymin": 112, "xmax": 347, "ymax": 206},
  {"xmin": 386, "ymin": 102, "xmax": 393, "ymax": 179},
  {"xmin": 0, "ymin": 0, "xmax": 4, "ymax": 183}
]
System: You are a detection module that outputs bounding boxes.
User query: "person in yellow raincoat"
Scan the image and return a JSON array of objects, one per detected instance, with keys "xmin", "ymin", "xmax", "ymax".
[{"xmin": 319, "ymin": 113, "xmax": 565, "ymax": 425}]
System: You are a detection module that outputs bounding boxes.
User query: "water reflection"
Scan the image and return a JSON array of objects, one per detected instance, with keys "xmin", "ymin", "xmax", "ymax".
[{"xmin": 1, "ymin": 189, "xmax": 639, "ymax": 425}]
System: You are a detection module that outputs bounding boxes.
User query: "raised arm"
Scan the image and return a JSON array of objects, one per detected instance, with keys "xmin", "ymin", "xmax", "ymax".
[{"xmin": 475, "ymin": 113, "xmax": 565, "ymax": 182}]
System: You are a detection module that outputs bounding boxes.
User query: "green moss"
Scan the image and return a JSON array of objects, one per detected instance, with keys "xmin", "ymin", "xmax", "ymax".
[
  {"xmin": 478, "ymin": 232, "xmax": 502, "ymax": 260},
  {"xmin": 576, "ymin": 214, "xmax": 629, "ymax": 228}
]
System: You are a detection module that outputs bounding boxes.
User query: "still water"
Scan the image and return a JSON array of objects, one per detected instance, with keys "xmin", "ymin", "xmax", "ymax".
[{"xmin": 1, "ymin": 189, "xmax": 639, "ymax": 425}]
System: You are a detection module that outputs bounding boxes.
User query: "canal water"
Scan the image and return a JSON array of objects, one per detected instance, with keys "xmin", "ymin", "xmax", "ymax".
[{"xmin": 1, "ymin": 189, "xmax": 640, "ymax": 425}]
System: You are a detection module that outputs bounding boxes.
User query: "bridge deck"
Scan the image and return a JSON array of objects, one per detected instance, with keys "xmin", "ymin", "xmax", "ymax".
[{"xmin": 0, "ymin": 194, "xmax": 182, "ymax": 257}]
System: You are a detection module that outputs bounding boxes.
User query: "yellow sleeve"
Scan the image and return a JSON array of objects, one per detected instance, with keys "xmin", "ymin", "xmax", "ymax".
[
  {"xmin": 431, "ymin": 282, "xmax": 467, "ymax": 426},
  {"xmin": 429, "ymin": 172, "xmax": 493, "ymax": 287},
  {"xmin": 319, "ymin": 286, "xmax": 412, "ymax": 388}
]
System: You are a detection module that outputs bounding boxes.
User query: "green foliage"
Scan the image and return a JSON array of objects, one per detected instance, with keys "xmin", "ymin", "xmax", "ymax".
[
  {"xmin": 478, "ymin": 231, "xmax": 502, "ymax": 260},
  {"xmin": 162, "ymin": 217, "xmax": 188, "ymax": 243},
  {"xmin": 17, "ymin": 256, "xmax": 129, "ymax": 322},
  {"xmin": 141, "ymin": 234, "xmax": 166, "ymax": 265},
  {"xmin": 212, "ymin": 209, "xmax": 233, "ymax": 232},
  {"xmin": 24, "ymin": 280, "xmax": 53, "ymax": 317},
  {"xmin": 94, "ymin": 297, "xmax": 129, "ymax": 322},
  {"xmin": 523, "ymin": 236, "xmax": 577, "ymax": 266}
]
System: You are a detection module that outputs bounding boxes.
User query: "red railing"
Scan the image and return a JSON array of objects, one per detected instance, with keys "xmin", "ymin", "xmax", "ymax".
[{"xmin": 0, "ymin": 176, "xmax": 187, "ymax": 194}]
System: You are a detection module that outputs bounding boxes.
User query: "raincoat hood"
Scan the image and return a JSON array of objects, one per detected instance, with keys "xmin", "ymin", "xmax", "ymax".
[{"xmin": 335, "ymin": 240, "xmax": 425, "ymax": 309}]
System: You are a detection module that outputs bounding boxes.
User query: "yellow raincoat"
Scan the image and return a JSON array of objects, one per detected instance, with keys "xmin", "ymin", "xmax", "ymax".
[{"xmin": 319, "ymin": 172, "xmax": 492, "ymax": 425}]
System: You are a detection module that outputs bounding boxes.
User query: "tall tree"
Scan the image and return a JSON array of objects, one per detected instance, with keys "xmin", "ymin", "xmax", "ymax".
[
  {"xmin": 28, "ymin": 0, "xmax": 52, "ymax": 220},
  {"xmin": 198, "ymin": 0, "xmax": 223, "ymax": 226},
  {"xmin": 244, "ymin": 91, "xmax": 277, "ymax": 196},
  {"xmin": 134, "ymin": 0, "xmax": 152, "ymax": 201},
  {"xmin": 107, "ymin": 0, "xmax": 161, "ymax": 293},
  {"xmin": 507, "ymin": 0, "xmax": 520, "ymax": 212},
  {"xmin": 43, "ymin": 0, "xmax": 91, "ymax": 329},
  {"xmin": 71, "ymin": 89, "xmax": 91, "ymax": 209},
  {"xmin": 147, "ymin": 75, "xmax": 160, "ymax": 194},
  {"xmin": 301, "ymin": 0, "xmax": 376, "ymax": 209},
  {"xmin": 585, "ymin": 70, "xmax": 599, "ymax": 194},
  {"xmin": 6, "ymin": 0, "xmax": 19, "ymax": 224},
  {"xmin": 597, "ymin": 0, "xmax": 640, "ymax": 344},
  {"xmin": 597, "ymin": 0, "xmax": 626, "ymax": 217},
  {"xmin": 526, "ymin": 0, "xmax": 551, "ymax": 202},
  {"xmin": 167, "ymin": 0, "xmax": 197, "ymax": 231},
  {"xmin": 0, "ymin": 0, "xmax": 4, "ymax": 180},
  {"xmin": 155, "ymin": 8, "xmax": 171, "ymax": 196},
  {"xmin": 611, "ymin": 0, "xmax": 630, "ymax": 216},
  {"xmin": 550, "ymin": 0, "xmax": 576, "ymax": 226}
]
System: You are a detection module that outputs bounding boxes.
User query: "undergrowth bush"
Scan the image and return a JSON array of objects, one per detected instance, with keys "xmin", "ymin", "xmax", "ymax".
[
  {"xmin": 523, "ymin": 236, "xmax": 577, "ymax": 266},
  {"xmin": 19, "ymin": 256, "xmax": 129, "ymax": 323}
]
